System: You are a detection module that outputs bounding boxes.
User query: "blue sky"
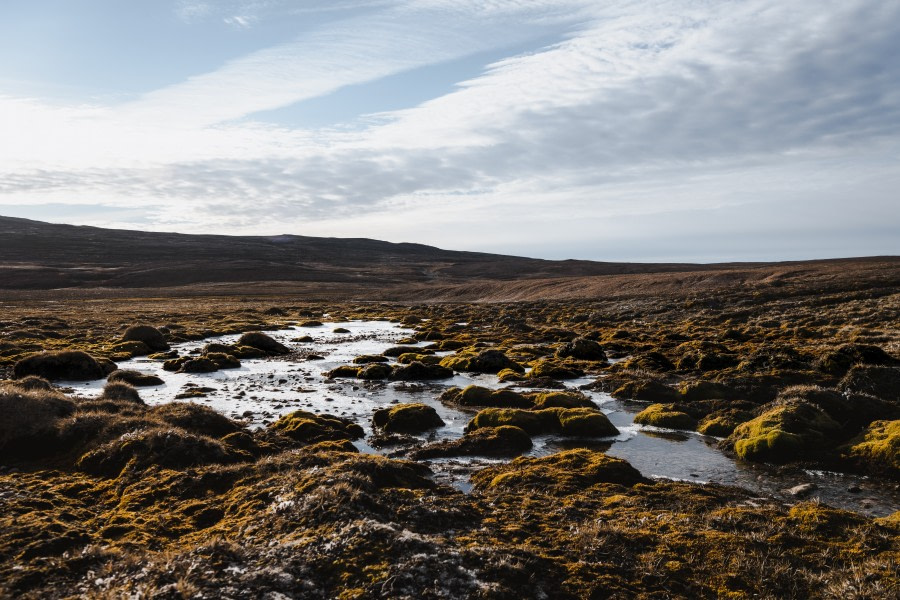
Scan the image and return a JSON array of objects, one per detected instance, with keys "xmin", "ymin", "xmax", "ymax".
[{"xmin": 0, "ymin": 0, "xmax": 898, "ymax": 262}]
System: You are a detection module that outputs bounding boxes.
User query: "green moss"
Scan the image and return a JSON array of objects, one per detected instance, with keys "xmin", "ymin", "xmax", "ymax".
[
  {"xmin": 528, "ymin": 359, "xmax": 583, "ymax": 379},
  {"xmin": 556, "ymin": 408, "xmax": 619, "ymax": 437},
  {"xmin": 842, "ymin": 419, "xmax": 900, "ymax": 476},
  {"xmin": 327, "ymin": 365, "xmax": 361, "ymax": 378},
  {"xmin": 371, "ymin": 403, "xmax": 444, "ymax": 434},
  {"xmin": 467, "ymin": 407, "xmax": 617, "ymax": 438},
  {"xmin": 633, "ymin": 404, "xmax": 698, "ymax": 431},
  {"xmin": 497, "ymin": 368, "xmax": 525, "ymax": 382},
  {"xmin": 729, "ymin": 401, "xmax": 841, "ymax": 463},
  {"xmin": 270, "ymin": 410, "xmax": 365, "ymax": 444},
  {"xmin": 611, "ymin": 380, "xmax": 677, "ymax": 402},
  {"xmin": 440, "ymin": 385, "xmax": 532, "ymax": 408},
  {"xmin": 471, "ymin": 449, "xmax": 645, "ymax": 494},
  {"xmin": 696, "ymin": 409, "xmax": 753, "ymax": 437},
  {"xmin": 530, "ymin": 391, "xmax": 597, "ymax": 410}
]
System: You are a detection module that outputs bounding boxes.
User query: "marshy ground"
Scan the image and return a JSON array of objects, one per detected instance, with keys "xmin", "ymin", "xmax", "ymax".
[{"xmin": 1, "ymin": 274, "xmax": 898, "ymax": 598}]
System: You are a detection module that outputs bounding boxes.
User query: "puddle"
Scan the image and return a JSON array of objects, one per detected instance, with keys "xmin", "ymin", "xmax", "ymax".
[{"xmin": 62, "ymin": 320, "xmax": 900, "ymax": 517}]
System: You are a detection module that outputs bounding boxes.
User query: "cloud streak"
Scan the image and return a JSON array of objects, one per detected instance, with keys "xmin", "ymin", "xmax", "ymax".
[{"xmin": 1, "ymin": 0, "xmax": 898, "ymax": 261}]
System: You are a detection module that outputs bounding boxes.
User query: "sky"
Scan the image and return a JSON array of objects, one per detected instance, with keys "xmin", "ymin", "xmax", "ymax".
[{"xmin": 0, "ymin": 0, "xmax": 898, "ymax": 262}]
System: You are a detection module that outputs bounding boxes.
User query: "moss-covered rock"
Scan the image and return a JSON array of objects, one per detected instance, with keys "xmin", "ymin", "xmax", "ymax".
[
  {"xmin": 270, "ymin": 410, "xmax": 364, "ymax": 444},
  {"xmin": 440, "ymin": 349, "xmax": 524, "ymax": 374},
  {"xmin": 556, "ymin": 407, "xmax": 619, "ymax": 437},
  {"xmin": 728, "ymin": 401, "xmax": 842, "ymax": 463},
  {"xmin": 530, "ymin": 391, "xmax": 598, "ymax": 410},
  {"xmin": 353, "ymin": 354, "xmax": 388, "ymax": 364},
  {"xmin": 14, "ymin": 350, "xmax": 112, "ymax": 381},
  {"xmin": 697, "ymin": 409, "xmax": 753, "ymax": 437},
  {"xmin": 838, "ymin": 365, "xmax": 900, "ymax": 401},
  {"xmin": 412, "ymin": 426, "xmax": 533, "ymax": 459},
  {"xmin": 107, "ymin": 369, "xmax": 164, "ymax": 387},
  {"xmin": 471, "ymin": 449, "xmax": 645, "ymax": 494},
  {"xmin": 841, "ymin": 419, "xmax": 900, "ymax": 477},
  {"xmin": 76, "ymin": 428, "xmax": 245, "ymax": 477},
  {"xmin": 467, "ymin": 407, "xmax": 617, "ymax": 438},
  {"xmin": 634, "ymin": 404, "xmax": 698, "ymax": 431},
  {"xmin": 611, "ymin": 379, "xmax": 677, "ymax": 402},
  {"xmin": 149, "ymin": 403, "xmax": 241, "ymax": 438},
  {"xmin": 621, "ymin": 351, "xmax": 675, "ymax": 373},
  {"xmin": 237, "ymin": 332, "xmax": 290, "ymax": 355},
  {"xmin": 497, "ymin": 367, "xmax": 525, "ymax": 382},
  {"xmin": 99, "ymin": 382, "xmax": 144, "ymax": 404},
  {"xmin": 326, "ymin": 365, "xmax": 361, "ymax": 378},
  {"xmin": 817, "ymin": 344, "xmax": 895, "ymax": 375},
  {"xmin": 179, "ymin": 357, "xmax": 219, "ymax": 374},
  {"xmin": 357, "ymin": 363, "xmax": 392, "ymax": 380},
  {"xmin": 205, "ymin": 352, "xmax": 241, "ymax": 369},
  {"xmin": 121, "ymin": 325, "xmax": 169, "ymax": 352},
  {"xmin": 389, "ymin": 361, "xmax": 453, "ymax": 381},
  {"xmin": 372, "ymin": 403, "xmax": 444, "ymax": 434},
  {"xmin": 440, "ymin": 385, "xmax": 532, "ymax": 408},
  {"xmin": 556, "ymin": 337, "xmax": 607, "ymax": 361},
  {"xmin": 528, "ymin": 359, "xmax": 583, "ymax": 380}
]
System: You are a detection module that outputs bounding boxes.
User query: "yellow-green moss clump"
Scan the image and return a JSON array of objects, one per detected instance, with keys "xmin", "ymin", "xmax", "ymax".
[
  {"xmin": 728, "ymin": 401, "xmax": 841, "ymax": 463},
  {"xmin": 270, "ymin": 410, "xmax": 364, "ymax": 444},
  {"xmin": 412, "ymin": 425, "xmax": 532, "ymax": 459},
  {"xmin": 439, "ymin": 349, "xmax": 524, "ymax": 374},
  {"xmin": 439, "ymin": 385, "xmax": 532, "ymax": 408},
  {"xmin": 527, "ymin": 359, "xmax": 583, "ymax": 379},
  {"xmin": 697, "ymin": 409, "xmax": 753, "ymax": 437},
  {"xmin": 471, "ymin": 449, "xmax": 645, "ymax": 494},
  {"xmin": 530, "ymin": 390, "xmax": 597, "ymax": 410},
  {"xmin": 467, "ymin": 407, "xmax": 618, "ymax": 438},
  {"xmin": 372, "ymin": 403, "xmax": 444, "ymax": 434},
  {"xmin": 633, "ymin": 404, "xmax": 698, "ymax": 431},
  {"xmin": 842, "ymin": 419, "xmax": 900, "ymax": 476}
]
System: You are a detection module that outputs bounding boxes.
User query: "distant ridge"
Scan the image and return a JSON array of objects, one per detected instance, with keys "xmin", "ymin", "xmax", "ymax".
[{"xmin": 0, "ymin": 215, "xmax": 896, "ymax": 300}]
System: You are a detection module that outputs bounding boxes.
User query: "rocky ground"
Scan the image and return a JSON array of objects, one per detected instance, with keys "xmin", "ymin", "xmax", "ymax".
[{"xmin": 1, "ymin": 276, "xmax": 899, "ymax": 598}]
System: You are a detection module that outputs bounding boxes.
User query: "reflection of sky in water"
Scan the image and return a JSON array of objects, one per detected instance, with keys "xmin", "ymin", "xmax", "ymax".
[{"xmin": 62, "ymin": 321, "xmax": 899, "ymax": 517}]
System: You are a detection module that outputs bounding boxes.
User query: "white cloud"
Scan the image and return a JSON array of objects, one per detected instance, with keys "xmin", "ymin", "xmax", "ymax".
[{"xmin": 2, "ymin": 0, "xmax": 899, "ymax": 260}]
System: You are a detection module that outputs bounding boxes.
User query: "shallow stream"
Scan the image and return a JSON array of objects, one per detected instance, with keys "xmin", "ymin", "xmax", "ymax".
[{"xmin": 64, "ymin": 320, "xmax": 899, "ymax": 517}]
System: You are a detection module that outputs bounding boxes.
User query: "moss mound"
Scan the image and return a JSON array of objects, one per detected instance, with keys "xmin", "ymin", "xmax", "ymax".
[
  {"xmin": 729, "ymin": 401, "xmax": 842, "ymax": 464},
  {"xmin": 531, "ymin": 391, "xmax": 598, "ymax": 410},
  {"xmin": 179, "ymin": 357, "xmax": 219, "ymax": 373},
  {"xmin": 149, "ymin": 403, "xmax": 241, "ymax": 438},
  {"xmin": 76, "ymin": 428, "xmax": 245, "ymax": 477},
  {"xmin": 697, "ymin": 409, "xmax": 753, "ymax": 437},
  {"xmin": 528, "ymin": 359, "xmax": 583, "ymax": 379},
  {"xmin": 237, "ymin": 332, "xmax": 290, "ymax": 355},
  {"xmin": 634, "ymin": 404, "xmax": 698, "ymax": 430},
  {"xmin": 0, "ymin": 383, "xmax": 75, "ymax": 456},
  {"xmin": 14, "ymin": 350, "xmax": 112, "ymax": 382},
  {"xmin": 270, "ymin": 410, "xmax": 364, "ymax": 444},
  {"xmin": 121, "ymin": 325, "xmax": 169, "ymax": 352},
  {"xmin": 556, "ymin": 337, "xmax": 607, "ymax": 361},
  {"xmin": 817, "ymin": 344, "xmax": 895, "ymax": 374},
  {"xmin": 327, "ymin": 365, "xmax": 361, "ymax": 378},
  {"xmin": 107, "ymin": 369, "xmax": 164, "ymax": 387},
  {"xmin": 99, "ymin": 382, "xmax": 144, "ymax": 404},
  {"xmin": 413, "ymin": 426, "xmax": 533, "ymax": 459},
  {"xmin": 389, "ymin": 361, "xmax": 453, "ymax": 381},
  {"xmin": 611, "ymin": 379, "xmax": 678, "ymax": 402},
  {"xmin": 372, "ymin": 403, "xmax": 444, "ymax": 434},
  {"xmin": 358, "ymin": 363, "xmax": 392, "ymax": 380},
  {"xmin": 838, "ymin": 365, "xmax": 900, "ymax": 401},
  {"xmin": 467, "ymin": 407, "xmax": 618, "ymax": 438},
  {"xmin": 439, "ymin": 349, "xmax": 524, "ymax": 374},
  {"xmin": 842, "ymin": 420, "xmax": 900, "ymax": 477},
  {"xmin": 440, "ymin": 385, "xmax": 532, "ymax": 408},
  {"xmin": 472, "ymin": 449, "xmax": 645, "ymax": 494}
]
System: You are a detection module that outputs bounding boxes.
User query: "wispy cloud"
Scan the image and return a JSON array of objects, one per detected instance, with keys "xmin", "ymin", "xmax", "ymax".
[{"xmin": 1, "ymin": 0, "xmax": 898, "ymax": 260}]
